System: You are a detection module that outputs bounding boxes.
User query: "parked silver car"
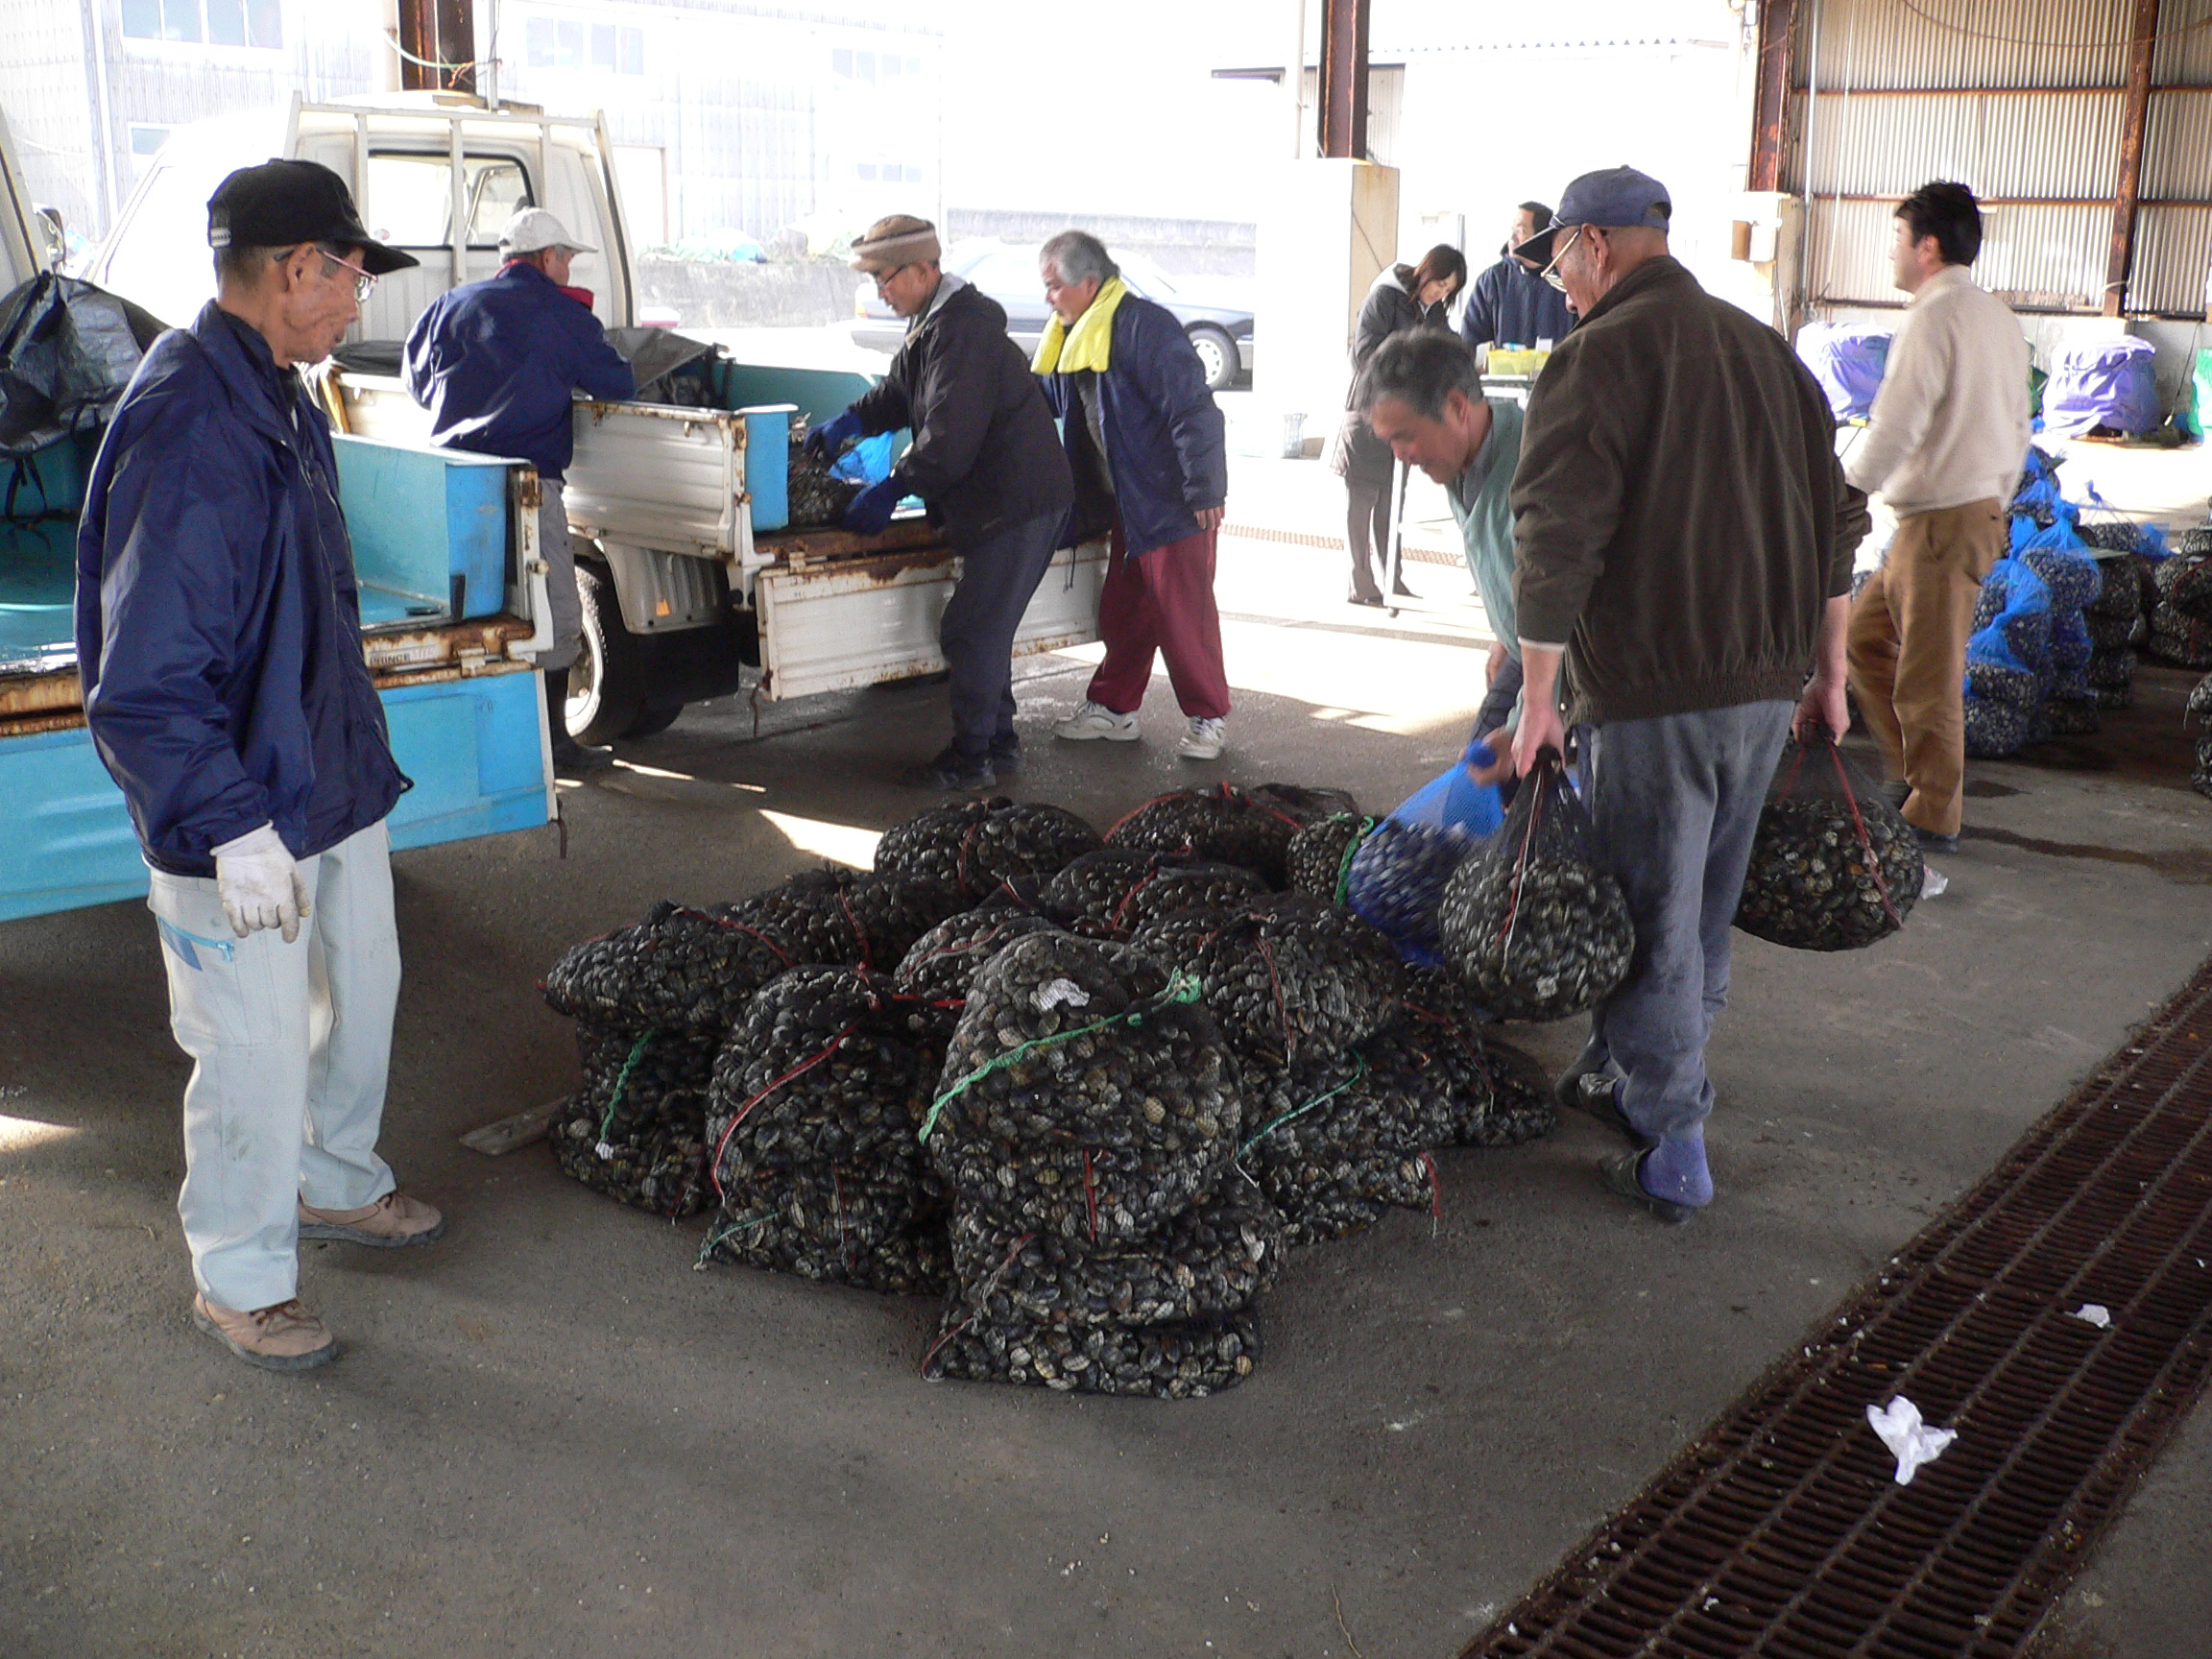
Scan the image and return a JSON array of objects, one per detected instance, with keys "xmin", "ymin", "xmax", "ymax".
[{"xmin": 853, "ymin": 239, "xmax": 1254, "ymax": 392}]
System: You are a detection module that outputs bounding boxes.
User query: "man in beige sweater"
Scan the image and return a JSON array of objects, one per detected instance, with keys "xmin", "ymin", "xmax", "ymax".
[{"xmin": 1845, "ymin": 180, "xmax": 2032, "ymax": 854}]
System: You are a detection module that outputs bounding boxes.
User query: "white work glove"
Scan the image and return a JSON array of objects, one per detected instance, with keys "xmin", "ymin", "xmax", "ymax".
[{"xmin": 211, "ymin": 824, "xmax": 311, "ymax": 944}]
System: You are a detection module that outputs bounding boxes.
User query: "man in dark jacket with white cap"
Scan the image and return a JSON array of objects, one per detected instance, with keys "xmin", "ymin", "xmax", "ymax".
[
  {"xmin": 405, "ymin": 207, "xmax": 636, "ymax": 771},
  {"xmin": 1496, "ymin": 166, "xmax": 1868, "ymax": 1227},
  {"xmin": 805, "ymin": 214, "xmax": 1072, "ymax": 788},
  {"xmin": 78, "ymin": 159, "xmax": 445, "ymax": 1372}
]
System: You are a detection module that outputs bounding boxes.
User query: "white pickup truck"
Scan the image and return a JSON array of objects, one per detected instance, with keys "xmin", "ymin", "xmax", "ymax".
[{"xmin": 82, "ymin": 90, "xmax": 1106, "ymax": 743}]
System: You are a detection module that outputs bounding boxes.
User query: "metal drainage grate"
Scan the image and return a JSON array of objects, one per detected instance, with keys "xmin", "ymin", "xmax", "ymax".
[{"xmin": 1462, "ymin": 959, "xmax": 2212, "ymax": 1659}]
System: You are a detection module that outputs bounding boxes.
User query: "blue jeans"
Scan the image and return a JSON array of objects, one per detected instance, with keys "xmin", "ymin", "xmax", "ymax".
[{"xmin": 1575, "ymin": 702, "xmax": 1793, "ymax": 1148}]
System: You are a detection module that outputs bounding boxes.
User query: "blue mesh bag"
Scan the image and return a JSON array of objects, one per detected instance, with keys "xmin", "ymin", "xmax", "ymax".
[{"xmin": 1347, "ymin": 738, "xmax": 1503, "ymax": 968}]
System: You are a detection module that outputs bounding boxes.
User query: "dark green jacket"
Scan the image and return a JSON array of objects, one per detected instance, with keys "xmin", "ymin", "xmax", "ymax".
[{"xmin": 1511, "ymin": 256, "xmax": 1868, "ymax": 726}]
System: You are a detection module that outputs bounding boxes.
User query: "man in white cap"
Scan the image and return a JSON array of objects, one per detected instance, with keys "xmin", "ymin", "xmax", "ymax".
[{"xmin": 404, "ymin": 207, "xmax": 636, "ymax": 772}]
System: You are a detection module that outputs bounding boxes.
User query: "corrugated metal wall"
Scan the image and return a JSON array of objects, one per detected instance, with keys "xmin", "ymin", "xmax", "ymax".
[{"xmin": 1787, "ymin": 0, "xmax": 2212, "ymax": 317}]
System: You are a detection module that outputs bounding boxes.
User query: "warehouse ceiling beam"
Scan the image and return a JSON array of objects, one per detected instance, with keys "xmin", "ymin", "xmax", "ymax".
[
  {"xmin": 1748, "ymin": 0, "xmax": 1799, "ymax": 194},
  {"xmin": 2104, "ymin": 0, "xmax": 2162, "ymax": 318},
  {"xmin": 1316, "ymin": 0, "xmax": 1372, "ymax": 160}
]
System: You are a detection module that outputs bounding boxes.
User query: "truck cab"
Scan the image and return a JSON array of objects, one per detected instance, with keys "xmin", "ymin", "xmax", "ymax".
[{"xmin": 84, "ymin": 92, "xmax": 1106, "ymax": 747}]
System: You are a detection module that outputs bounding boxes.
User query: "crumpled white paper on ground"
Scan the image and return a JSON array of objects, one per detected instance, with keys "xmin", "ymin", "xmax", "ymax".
[
  {"xmin": 2074, "ymin": 1303, "xmax": 2112, "ymax": 1329},
  {"xmin": 1865, "ymin": 1397, "xmax": 1956, "ymax": 1485}
]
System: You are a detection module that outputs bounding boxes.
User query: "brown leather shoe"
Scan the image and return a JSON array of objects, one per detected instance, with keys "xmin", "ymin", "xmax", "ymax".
[
  {"xmin": 298, "ymin": 1190, "xmax": 446, "ymax": 1248},
  {"xmin": 191, "ymin": 1294, "xmax": 337, "ymax": 1371}
]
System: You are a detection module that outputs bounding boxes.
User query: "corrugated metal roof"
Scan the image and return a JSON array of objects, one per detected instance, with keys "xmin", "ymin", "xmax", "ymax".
[
  {"xmin": 2147, "ymin": 0, "xmax": 2212, "ymax": 84},
  {"xmin": 2142, "ymin": 86, "xmax": 2212, "ymax": 198},
  {"xmin": 1806, "ymin": 88, "xmax": 2124, "ymax": 199},
  {"xmin": 1808, "ymin": 196, "xmax": 2108, "ymax": 308},
  {"xmin": 2128, "ymin": 203, "xmax": 2212, "ymax": 310},
  {"xmin": 1801, "ymin": 0, "xmax": 2134, "ymax": 92}
]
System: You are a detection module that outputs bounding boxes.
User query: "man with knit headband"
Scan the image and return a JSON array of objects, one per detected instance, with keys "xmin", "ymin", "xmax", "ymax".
[
  {"xmin": 1034, "ymin": 229, "xmax": 1232, "ymax": 760},
  {"xmin": 805, "ymin": 214, "xmax": 1071, "ymax": 789}
]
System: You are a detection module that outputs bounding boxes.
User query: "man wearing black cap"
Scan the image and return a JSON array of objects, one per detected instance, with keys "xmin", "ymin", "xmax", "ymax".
[
  {"xmin": 1493, "ymin": 165, "xmax": 1868, "ymax": 1227},
  {"xmin": 76, "ymin": 158, "xmax": 445, "ymax": 1372}
]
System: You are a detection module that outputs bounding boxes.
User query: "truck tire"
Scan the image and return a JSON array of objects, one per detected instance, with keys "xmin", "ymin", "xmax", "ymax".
[
  {"xmin": 625, "ymin": 698, "xmax": 685, "ymax": 738},
  {"xmin": 1188, "ymin": 325, "xmax": 1238, "ymax": 393},
  {"xmin": 570, "ymin": 563, "xmax": 647, "ymax": 746}
]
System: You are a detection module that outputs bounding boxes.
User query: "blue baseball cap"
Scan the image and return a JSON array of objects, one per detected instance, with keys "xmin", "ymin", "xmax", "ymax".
[{"xmin": 1552, "ymin": 166, "xmax": 1671, "ymax": 232}]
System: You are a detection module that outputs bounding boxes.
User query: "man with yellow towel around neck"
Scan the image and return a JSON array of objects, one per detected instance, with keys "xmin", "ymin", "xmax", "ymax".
[{"xmin": 1034, "ymin": 230, "xmax": 1233, "ymax": 761}]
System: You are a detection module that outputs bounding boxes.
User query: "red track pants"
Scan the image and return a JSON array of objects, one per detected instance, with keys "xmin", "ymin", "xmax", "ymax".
[{"xmin": 1086, "ymin": 518, "xmax": 1232, "ymax": 720}]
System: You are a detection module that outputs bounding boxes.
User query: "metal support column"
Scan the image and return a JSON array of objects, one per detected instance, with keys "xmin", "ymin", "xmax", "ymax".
[
  {"xmin": 1747, "ymin": 0, "xmax": 1799, "ymax": 194},
  {"xmin": 1315, "ymin": 0, "xmax": 1370, "ymax": 160},
  {"xmin": 2104, "ymin": 0, "xmax": 2161, "ymax": 317},
  {"xmin": 397, "ymin": 0, "xmax": 478, "ymax": 94}
]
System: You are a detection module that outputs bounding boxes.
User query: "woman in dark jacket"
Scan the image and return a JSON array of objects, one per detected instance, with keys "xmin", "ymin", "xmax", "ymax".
[{"xmin": 1326, "ymin": 244, "xmax": 1467, "ymax": 605}]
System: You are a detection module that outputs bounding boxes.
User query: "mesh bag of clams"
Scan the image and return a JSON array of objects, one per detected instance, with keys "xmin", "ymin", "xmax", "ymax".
[
  {"xmin": 1104, "ymin": 782, "xmax": 1358, "ymax": 885},
  {"xmin": 784, "ymin": 428, "xmax": 865, "ymax": 530},
  {"xmin": 873, "ymin": 797, "xmax": 1102, "ymax": 902},
  {"xmin": 942, "ymin": 1185, "xmax": 1282, "ymax": 1333},
  {"xmin": 2147, "ymin": 608, "xmax": 2212, "ymax": 669},
  {"xmin": 1435, "ymin": 753, "xmax": 1634, "ymax": 1022},
  {"xmin": 1242, "ymin": 1142, "xmax": 1438, "ymax": 1247},
  {"xmin": 720, "ymin": 868, "xmax": 966, "ymax": 974},
  {"xmin": 1040, "ymin": 849, "xmax": 1265, "ymax": 938},
  {"xmin": 1345, "ymin": 819, "xmax": 1479, "ymax": 968},
  {"xmin": 1366, "ymin": 965, "xmax": 1557, "ymax": 1148},
  {"xmin": 2192, "ymin": 675, "xmax": 2212, "ymax": 801},
  {"xmin": 542, "ymin": 900, "xmax": 800, "ymax": 1033},
  {"xmin": 1733, "ymin": 729, "xmax": 1923, "ymax": 952},
  {"xmin": 1964, "ymin": 660, "xmax": 2040, "ymax": 757},
  {"xmin": 548, "ymin": 1022, "xmax": 721, "ymax": 1217},
  {"xmin": 699, "ymin": 965, "xmax": 950, "ymax": 1293},
  {"xmin": 922, "ymin": 933, "xmax": 1243, "ymax": 1246},
  {"xmin": 1285, "ymin": 812, "xmax": 1378, "ymax": 900},
  {"xmin": 2155, "ymin": 549, "xmax": 2212, "ymax": 623},
  {"xmin": 891, "ymin": 909, "xmax": 1064, "ymax": 1039},
  {"xmin": 1180, "ymin": 895, "xmax": 1404, "ymax": 1073},
  {"xmin": 921, "ymin": 1302, "xmax": 1261, "ymax": 1397}
]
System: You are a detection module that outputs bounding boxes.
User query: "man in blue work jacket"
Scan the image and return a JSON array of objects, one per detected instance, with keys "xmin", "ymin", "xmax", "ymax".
[
  {"xmin": 404, "ymin": 207, "xmax": 636, "ymax": 771},
  {"xmin": 77, "ymin": 159, "xmax": 445, "ymax": 1373}
]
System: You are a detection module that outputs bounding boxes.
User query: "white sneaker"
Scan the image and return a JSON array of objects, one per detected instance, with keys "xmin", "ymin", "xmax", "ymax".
[
  {"xmin": 1921, "ymin": 863, "xmax": 1949, "ymax": 899},
  {"xmin": 1052, "ymin": 701, "xmax": 1141, "ymax": 742},
  {"xmin": 1177, "ymin": 716, "xmax": 1226, "ymax": 760}
]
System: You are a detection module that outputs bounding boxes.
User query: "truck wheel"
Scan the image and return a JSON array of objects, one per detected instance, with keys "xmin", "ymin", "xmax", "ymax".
[
  {"xmin": 1188, "ymin": 325, "xmax": 1238, "ymax": 393},
  {"xmin": 570, "ymin": 563, "xmax": 647, "ymax": 746},
  {"xmin": 625, "ymin": 698, "xmax": 685, "ymax": 738}
]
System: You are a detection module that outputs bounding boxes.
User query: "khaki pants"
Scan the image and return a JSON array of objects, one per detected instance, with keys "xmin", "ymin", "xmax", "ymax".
[{"xmin": 1846, "ymin": 498, "xmax": 2006, "ymax": 838}]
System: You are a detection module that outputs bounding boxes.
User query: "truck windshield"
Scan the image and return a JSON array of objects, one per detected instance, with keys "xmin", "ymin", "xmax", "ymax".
[{"xmin": 365, "ymin": 153, "xmax": 532, "ymax": 249}]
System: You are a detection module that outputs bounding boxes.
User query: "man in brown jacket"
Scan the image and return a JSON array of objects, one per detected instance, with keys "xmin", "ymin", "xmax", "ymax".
[{"xmin": 1499, "ymin": 167, "xmax": 1869, "ymax": 1224}]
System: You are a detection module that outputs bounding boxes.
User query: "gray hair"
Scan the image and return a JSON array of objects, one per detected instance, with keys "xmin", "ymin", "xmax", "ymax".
[
  {"xmin": 1039, "ymin": 228, "xmax": 1118, "ymax": 287},
  {"xmin": 1357, "ymin": 326, "xmax": 1484, "ymax": 422}
]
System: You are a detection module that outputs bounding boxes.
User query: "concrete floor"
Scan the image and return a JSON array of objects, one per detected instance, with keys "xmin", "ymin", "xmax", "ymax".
[{"xmin": 4, "ymin": 533, "xmax": 2211, "ymax": 1659}]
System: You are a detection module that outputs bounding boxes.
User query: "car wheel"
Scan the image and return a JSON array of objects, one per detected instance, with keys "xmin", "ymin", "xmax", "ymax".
[
  {"xmin": 1188, "ymin": 325, "xmax": 1238, "ymax": 393},
  {"xmin": 569, "ymin": 563, "xmax": 648, "ymax": 747}
]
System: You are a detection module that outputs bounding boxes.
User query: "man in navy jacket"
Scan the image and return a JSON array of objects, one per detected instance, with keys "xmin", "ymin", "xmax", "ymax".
[
  {"xmin": 404, "ymin": 208, "xmax": 635, "ymax": 770},
  {"xmin": 77, "ymin": 159, "xmax": 444, "ymax": 1372},
  {"xmin": 1033, "ymin": 230, "xmax": 1232, "ymax": 760}
]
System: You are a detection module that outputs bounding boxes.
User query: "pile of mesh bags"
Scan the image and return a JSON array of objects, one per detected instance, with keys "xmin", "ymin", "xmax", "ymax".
[
  {"xmin": 919, "ymin": 934, "xmax": 1265, "ymax": 1396},
  {"xmin": 2146, "ymin": 531, "xmax": 2212, "ymax": 671}
]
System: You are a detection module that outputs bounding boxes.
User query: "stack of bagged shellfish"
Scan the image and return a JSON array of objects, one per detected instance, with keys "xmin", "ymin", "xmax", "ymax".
[
  {"xmin": 2190, "ymin": 672, "xmax": 2212, "ymax": 800},
  {"xmin": 919, "ymin": 931, "xmax": 1271, "ymax": 1397},
  {"xmin": 2147, "ymin": 534, "xmax": 2212, "ymax": 670}
]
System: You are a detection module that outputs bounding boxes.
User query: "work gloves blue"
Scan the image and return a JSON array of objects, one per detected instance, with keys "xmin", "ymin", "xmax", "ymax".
[
  {"xmin": 841, "ymin": 473, "xmax": 903, "ymax": 537},
  {"xmin": 803, "ymin": 408, "xmax": 864, "ymax": 462}
]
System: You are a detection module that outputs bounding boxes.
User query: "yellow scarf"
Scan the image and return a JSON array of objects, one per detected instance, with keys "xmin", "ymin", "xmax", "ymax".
[{"xmin": 1031, "ymin": 276, "xmax": 1127, "ymax": 374}]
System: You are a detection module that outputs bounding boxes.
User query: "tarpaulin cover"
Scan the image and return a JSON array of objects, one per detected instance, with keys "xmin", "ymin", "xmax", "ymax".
[
  {"xmin": 2044, "ymin": 337, "xmax": 2160, "ymax": 435},
  {"xmin": 1795, "ymin": 323, "xmax": 1891, "ymax": 421},
  {"xmin": 0, "ymin": 273, "xmax": 163, "ymax": 456}
]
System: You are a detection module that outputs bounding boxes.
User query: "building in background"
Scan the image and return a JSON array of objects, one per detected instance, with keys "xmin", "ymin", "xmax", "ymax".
[{"xmin": 0, "ymin": 0, "xmax": 940, "ymax": 254}]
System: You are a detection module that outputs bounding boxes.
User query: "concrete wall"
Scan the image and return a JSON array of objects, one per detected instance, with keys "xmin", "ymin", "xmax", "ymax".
[{"xmin": 633, "ymin": 257, "xmax": 861, "ymax": 329}]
